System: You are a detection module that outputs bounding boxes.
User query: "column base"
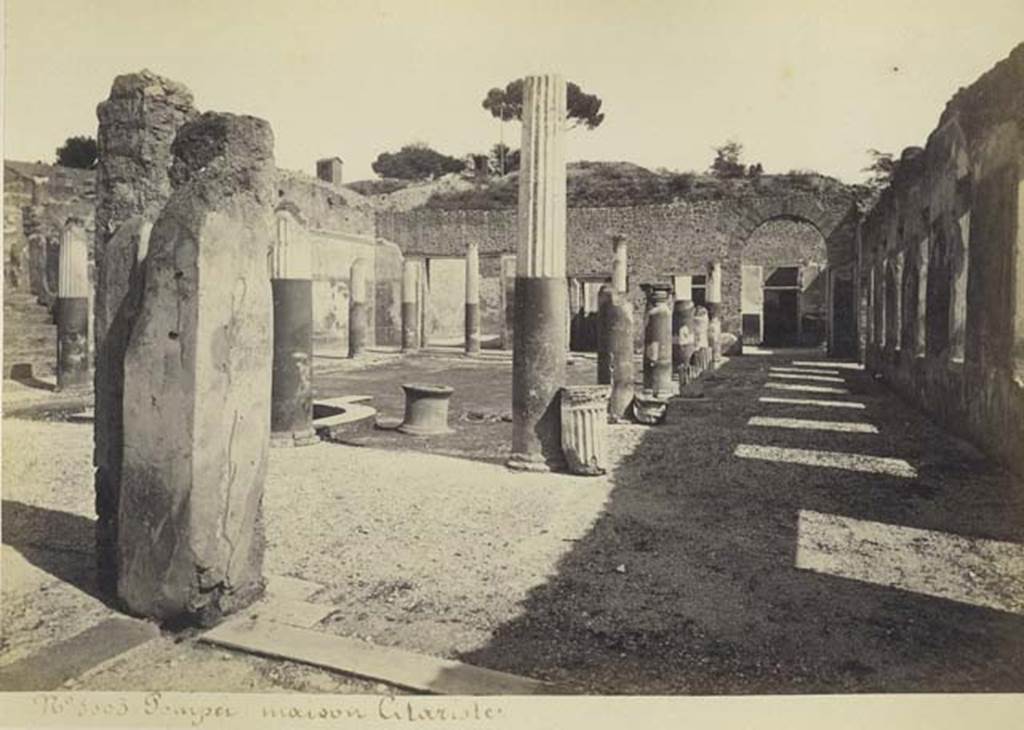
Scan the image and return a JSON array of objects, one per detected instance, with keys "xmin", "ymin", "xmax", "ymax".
[
  {"xmin": 506, "ymin": 453, "xmax": 565, "ymax": 473},
  {"xmin": 270, "ymin": 428, "xmax": 319, "ymax": 448}
]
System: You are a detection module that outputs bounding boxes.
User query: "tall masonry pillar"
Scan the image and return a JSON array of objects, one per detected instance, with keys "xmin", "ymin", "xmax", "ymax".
[
  {"xmin": 707, "ymin": 261, "xmax": 723, "ymax": 367},
  {"xmin": 508, "ymin": 74, "xmax": 568, "ymax": 472},
  {"xmin": 465, "ymin": 242, "xmax": 481, "ymax": 355}
]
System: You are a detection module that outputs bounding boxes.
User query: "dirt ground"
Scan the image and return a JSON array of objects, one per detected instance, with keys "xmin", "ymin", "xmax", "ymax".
[{"xmin": 2, "ymin": 349, "xmax": 1023, "ymax": 694}]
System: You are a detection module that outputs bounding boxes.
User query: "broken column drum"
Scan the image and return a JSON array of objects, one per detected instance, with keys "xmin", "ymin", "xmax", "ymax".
[
  {"xmin": 119, "ymin": 112, "xmax": 276, "ymax": 624},
  {"xmin": 399, "ymin": 384, "xmax": 454, "ymax": 435},
  {"xmin": 707, "ymin": 261, "xmax": 723, "ymax": 367},
  {"xmin": 401, "ymin": 259, "xmax": 420, "ymax": 352},
  {"xmin": 270, "ymin": 205, "xmax": 316, "ymax": 447},
  {"xmin": 596, "ymin": 283, "xmax": 614, "ymax": 385},
  {"xmin": 642, "ymin": 284, "xmax": 674, "ymax": 396},
  {"xmin": 349, "ymin": 258, "xmax": 369, "ymax": 357},
  {"xmin": 560, "ymin": 385, "xmax": 611, "ymax": 476},
  {"xmin": 465, "ymin": 242, "xmax": 481, "ymax": 355},
  {"xmin": 55, "ymin": 217, "xmax": 90, "ymax": 391},
  {"xmin": 672, "ymin": 276, "xmax": 695, "ymax": 372},
  {"xmin": 509, "ymin": 74, "xmax": 568, "ymax": 472}
]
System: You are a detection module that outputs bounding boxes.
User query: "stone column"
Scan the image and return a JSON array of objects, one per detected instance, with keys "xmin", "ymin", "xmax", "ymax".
[
  {"xmin": 707, "ymin": 261, "xmax": 723, "ymax": 367},
  {"xmin": 55, "ymin": 217, "xmax": 91, "ymax": 391},
  {"xmin": 119, "ymin": 112, "xmax": 276, "ymax": 625},
  {"xmin": 500, "ymin": 254, "xmax": 516, "ymax": 350},
  {"xmin": 642, "ymin": 284, "xmax": 673, "ymax": 396},
  {"xmin": 693, "ymin": 306, "xmax": 711, "ymax": 372},
  {"xmin": 509, "ymin": 74, "xmax": 567, "ymax": 472},
  {"xmin": 596, "ymin": 283, "xmax": 614, "ymax": 384},
  {"xmin": 401, "ymin": 258, "xmax": 419, "ymax": 352},
  {"xmin": 672, "ymin": 275, "xmax": 695, "ymax": 371},
  {"xmin": 612, "ymin": 235, "xmax": 628, "ymax": 294},
  {"xmin": 270, "ymin": 205, "xmax": 316, "ymax": 447},
  {"xmin": 349, "ymin": 258, "xmax": 369, "ymax": 357},
  {"xmin": 605, "ymin": 234, "xmax": 634, "ymax": 418},
  {"xmin": 465, "ymin": 242, "xmax": 481, "ymax": 355},
  {"xmin": 93, "ymin": 71, "xmax": 197, "ymax": 594}
]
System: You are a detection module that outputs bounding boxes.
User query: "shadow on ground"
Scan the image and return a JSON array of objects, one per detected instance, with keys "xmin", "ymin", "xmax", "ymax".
[
  {"xmin": 1, "ymin": 500, "xmax": 114, "ymax": 608},
  {"xmin": 448, "ymin": 352, "xmax": 1024, "ymax": 694}
]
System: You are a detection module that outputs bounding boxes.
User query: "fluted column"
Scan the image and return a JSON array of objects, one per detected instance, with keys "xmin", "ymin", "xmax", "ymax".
[
  {"xmin": 509, "ymin": 74, "xmax": 567, "ymax": 472},
  {"xmin": 465, "ymin": 242, "xmax": 481, "ymax": 354},
  {"xmin": 401, "ymin": 258, "xmax": 420, "ymax": 352},
  {"xmin": 270, "ymin": 206, "xmax": 316, "ymax": 447},
  {"xmin": 500, "ymin": 254, "xmax": 516, "ymax": 350},
  {"xmin": 707, "ymin": 261, "xmax": 723, "ymax": 367},
  {"xmin": 349, "ymin": 258, "xmax": 369, "ymax": 357},
  {"xmin": 56, "ymin": 217, "xmax": 90, "ymax": 391}
]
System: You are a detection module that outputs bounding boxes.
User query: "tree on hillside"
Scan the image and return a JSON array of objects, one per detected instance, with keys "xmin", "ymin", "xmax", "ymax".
[
  {"xmin": 55, "ymin": 135, "xmax": 98, "ymax": 169},
  {"xmin": 371, "ymin": 143, "xmax": 466, "ymax": 180},
  {"xmin": 490, "ymin": 143, "xmax": 520, "ymax": 175},
  {"xmin": 710, "ymin": 139, "xmax": 748, "ymax": 178},
  {"xmin": 862, "ymin": 148, "xmax": 897, "ymax": 191}
]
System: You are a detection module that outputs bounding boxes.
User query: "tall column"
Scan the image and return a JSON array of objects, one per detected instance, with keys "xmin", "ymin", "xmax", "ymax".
[
  {"xmin": 93, "ymin": 71, "xmax": 197, "ymax": 594},
  {"xmin": 55, "ymin": 217, "xmax": 90, "ymax": 391},
  {"xmin": 707, "ymin": 261, "xmax": 723, "ymax": 367},
  {"xmin": 401, "ymin": 258, "xmax": 420, "ymax": 352},
  {"xmin": 500, "ymin": 254, "xmax": 516, "ymax": 350},
  {"xmin": 119, "ymin": 112, "xmax": 275, "ymax": 624},
  {"xmin": 349, "ymin": 258, "xmax": 369, "ymax": 357},
  {"xmin": 693, "ymin": 306, "xmax": 711, "ymax": 372},
  {"xmin": 642, "ymin": 284, "xmax": 673, "ymax": 396},
  {"xmin": 465, "ymin": 242, "xmax": 481, "ymax": 354},
  {"xmin": 612, "ymin": 235, "xmax": 628, "ymax": 294},
  {"xmin": 270, "ymin": 206, "xmax": 316, "ymax": 447},
  {"xmin": 509, "ymin": 74, "xmax": 567, "ymax": 472},
  {"xmin": 596, "ymin": 283, "xmax": 614, "ymax": 384},
  {"xmin": 672, "ymin": 274, "xmax": 695, "ymax": 371}
]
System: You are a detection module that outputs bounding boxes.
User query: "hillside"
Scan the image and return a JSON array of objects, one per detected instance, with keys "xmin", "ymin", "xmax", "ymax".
[{"xmin": 348, "ymin": 161, "xmax": 860, "ymax": 212}]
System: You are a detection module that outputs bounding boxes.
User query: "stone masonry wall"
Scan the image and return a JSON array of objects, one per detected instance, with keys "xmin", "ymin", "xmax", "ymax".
[
  {"xmin": 860, "ymin": 43, "xmax": 1024, "ymax": 476},
  {"xmin": 378, "ymin": 191, "xmax": 856, "ymax": 339}
]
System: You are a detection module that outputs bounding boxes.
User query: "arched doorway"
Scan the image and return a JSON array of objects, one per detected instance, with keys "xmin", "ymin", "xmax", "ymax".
[{"xmin": 741, "ymin": 217, "xmax": 828, "ymax": 347}]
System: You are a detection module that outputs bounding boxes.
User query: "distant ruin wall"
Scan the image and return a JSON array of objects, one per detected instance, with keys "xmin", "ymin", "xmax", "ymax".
[
  {"xmin": 377, "ymin": 194, "xmax": 856, "ymax": 336},
  {"xmin": 860, "ymin": 43, "xmax": 1024, "ymax": 475}
]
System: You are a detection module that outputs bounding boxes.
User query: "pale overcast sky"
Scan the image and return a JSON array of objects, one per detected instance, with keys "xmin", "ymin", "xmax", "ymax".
[{"xmin": 3, "ymin": 0, "xmax": 1023, "ymax": 183}]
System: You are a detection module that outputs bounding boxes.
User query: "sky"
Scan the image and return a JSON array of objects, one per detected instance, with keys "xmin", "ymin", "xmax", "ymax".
[{"xmin": 3, "ymin": 0, "xmax": 1023, "ymax": 184}]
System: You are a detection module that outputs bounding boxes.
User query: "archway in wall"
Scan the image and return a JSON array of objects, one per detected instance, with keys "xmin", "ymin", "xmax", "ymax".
[{"xmin": 741, "ymin": 216, "xmax": 828, "ymax": 347}]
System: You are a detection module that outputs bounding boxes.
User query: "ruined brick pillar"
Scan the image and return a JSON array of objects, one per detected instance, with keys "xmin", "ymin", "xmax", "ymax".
[
  {"xmin": 465, "ymin": 242, "xmax": 481, "ymax": 355},
  {"xmin": 509, "ymin": 74, "xmax": 567, "ymax": 472},
  {"xmin": 707, "ymin": 261, "xmax": 723, "ymax": 367},
  {"xmin": 672, "ymin": 275, "xmax": 696, "ymax": 372},
  {"xmin": 693, "ymin": 306, "xmax": 711, "ymax": 372},
  {"xmin": 94, "ymin": 71, "xmax": 197, "ymax": 593},
  {"xmin": 55, "ymin": 217, "xmax": 90, "ymax": 391},
  {"xmin": 349, "ymin": 258, "xmax": 369, "ymax": 357},
  {"xmin": 270, "ymin": 204, "xmax": 316, "ymax": 447},
  {"xmin": 118, "ymin": 112, "xmax": 275, "ymax": 624},
  {"xmin": 401, "ymin": 259, "xmax": 420, "ymax": 352}
]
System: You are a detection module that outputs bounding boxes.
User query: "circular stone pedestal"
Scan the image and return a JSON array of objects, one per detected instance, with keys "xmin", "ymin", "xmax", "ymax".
[{"xmin": 398, "ymin": 384, "xmax": 455, "ymax": 435}]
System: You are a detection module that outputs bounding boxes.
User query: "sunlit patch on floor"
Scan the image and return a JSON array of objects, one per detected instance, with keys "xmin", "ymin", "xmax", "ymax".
[
  {"xmin": 770, "ymin": 366, "xmax": 842, "ymax": 376},
  {"xmin": 765, "ymin": 382, "xmax": 850, "ymax": 395},
  {"xmin": 747, "ymin": 416, "xmax": 878, "ymax": 433},
  {"xmin": 758, "ymin": 396, "xmax": 866, "ymax": 409},
  {"xmin": 796, "ymin": 510, "xmax": 1024, "ymax": 615},
  {"xmin": 769, "ymin": 372, "xmax": 846, "ymax": 384},
  {"xmin": 792, "ymin": 360, "xmax": 864, "ymax": 371},
  {"xmin": 734, "ymin": 444, "xmax": 916, "ymax": 477}
]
